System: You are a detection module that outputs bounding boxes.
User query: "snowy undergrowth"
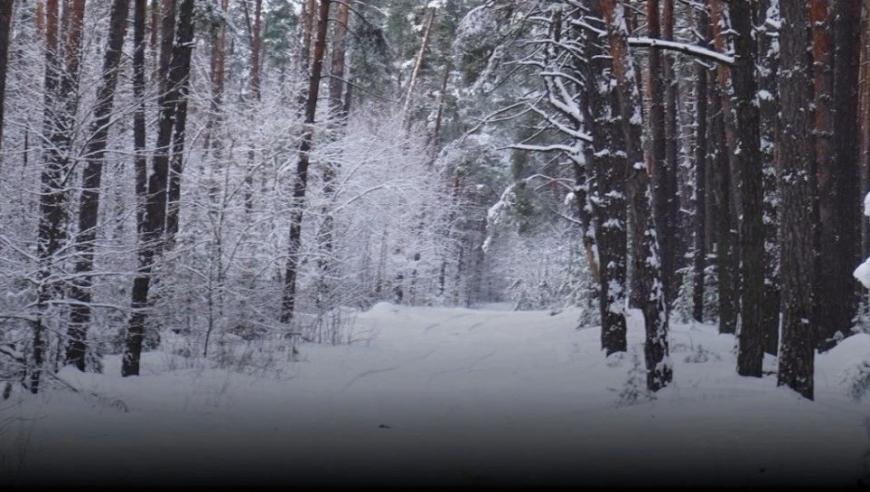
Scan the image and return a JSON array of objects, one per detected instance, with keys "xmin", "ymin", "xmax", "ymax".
[{"xmin": 3, "ymin": 303, "xmax": 870, "ymax": 487}]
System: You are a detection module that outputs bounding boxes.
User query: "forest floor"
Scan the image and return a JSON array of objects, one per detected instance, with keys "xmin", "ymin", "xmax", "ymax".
[{"xmin": 3, "ymin": 303, "xmax": 870, "ymax": 488}]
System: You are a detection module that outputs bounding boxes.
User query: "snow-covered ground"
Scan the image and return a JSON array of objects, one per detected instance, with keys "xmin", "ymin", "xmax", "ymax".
[{"xmin": 3, "ymin": 303, "xmax": 870, "ymax": 487}]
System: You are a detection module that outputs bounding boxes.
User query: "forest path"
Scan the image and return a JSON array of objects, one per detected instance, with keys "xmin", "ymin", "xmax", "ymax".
[{"xmin": 4, "ymin": 304, "xmax": 870, "ymax": 487}]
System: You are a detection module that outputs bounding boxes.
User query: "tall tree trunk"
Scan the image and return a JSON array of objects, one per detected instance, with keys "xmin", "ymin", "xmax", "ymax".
[
  {"xmin": 250, "ymin": 0, "xmax": 262, "ymax": 100},
  {"xmin": 158, "ymin": 0, "xmax": 175, "ymax": 84},
  {"xmin": 817, "ymin": 0, "xmax": 863, "ymax": 350},
  {"xmin": 66, "ymin": 0, "xmax": 131, "ymax": 370},
  {"xmin": 123, "ymin": 0, "xmax": 196, "ymax": 377},
  {"xmin": 36, "ymin": 1, "xmax": 45, "ymax": 39},
  {"xmin": 0, "ymin": 0, "xmax": 14, "ymax": 157},
  {"xmin": 167, "ymin": 0, "xmax": 225, "ymax": 247},
  {"xmin": 164, "ymin": 73, "xmax": 190, "ymax": 248},
  {"xmin": 759, "ymin": 0, "xmax": 781, "ymax": 355},
  {"xmin": 134, "ymin": 0, "xmax": 148, "ymax": 235},
  {"xmin": 243, "ymin": 0, "xmax": 263, "ymax": 213},
  {"xmin": 32, "ymin": 0, "xmax": 60, "ymax": 395},
  {"xmin": 710, "ymin": 0, "xmax": 737, "ymax": 334},
  {"xmin": 861, "ymin": 1, "xmax": 870, "ymax": 259},
  {"xmin": 150, "ymin": 0, "xmax": 159, "ymax": 52},
  {"xmin": 315, "ymin": 0, "xmax": 352, "ymax": 309},
  {"xmin": 662, "ymin": 0, "xmax": 680, "ymax": 304},
  {"xmin": 811, "ymin": 0, "xmax": 835, "ymax": 353},
  {"xmin": 646, "ymin": 0, "xmax": 673, "ymax": 308},
  {"xmin": 280, "ymin": 0, "xmax": 331, "ymax": 325},
  {"xmin": 778, "ymin": 0, "xmax": 815, "ymax": 400},
  {"xmin": 692, "ymin": 3, "xmax": 710, "ymax": 323},
  {"xmin": 583, "ymin": 1, "xmax": 627, "ymax": 355},
  {"xmin": 731, "ymin": 0, "xmax": 765, "ymax": 377},
  {"xmin": 33, "ymin": 0, "xmax": 85, "ymax": 392},
  {"xmin": 603, "ymin": 0, "xmax": 671, "ymax": 389},
  {"xmin": 300, "ymin": 0, "xmax": 316, "ymax": 71}
]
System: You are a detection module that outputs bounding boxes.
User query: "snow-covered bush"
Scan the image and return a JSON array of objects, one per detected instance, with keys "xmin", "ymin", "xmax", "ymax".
[{"xmin": 615, "ymin": 350, "xmax": 656, "ymax": 406}]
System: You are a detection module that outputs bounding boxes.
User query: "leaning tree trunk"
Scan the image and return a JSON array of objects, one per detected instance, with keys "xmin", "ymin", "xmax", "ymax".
[
  {"xmin": 731, "ymin": 0, "xmax": 765, "ymax": 378},
  {"xmin": 123, "ymin": 0, "xmax": 196, "ymax": 377},
  {"xmin": 280, "ymin": 0, "xmax": 332, "ymax": 325},
  {"xmin": 777, "ymin": 0, "xmax": 815, "ymax": 400},
  {"xmin": 66, "ymin": 0, "xmax": 131, "ymax": 371},
  {"xmin": 401, "ymin": 6, "xmax": 436, "ymax": 128}
]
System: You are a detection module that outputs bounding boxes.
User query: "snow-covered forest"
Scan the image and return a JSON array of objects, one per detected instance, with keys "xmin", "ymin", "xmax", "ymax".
[{"xmin": 2, "ymin": 0, "xmax": 870, "ymax": 487}]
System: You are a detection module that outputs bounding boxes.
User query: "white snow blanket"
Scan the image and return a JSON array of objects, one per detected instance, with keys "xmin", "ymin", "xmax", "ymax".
[{"xmin": 2, "ymin": 304, "xmax": 869, "ymax": 487}]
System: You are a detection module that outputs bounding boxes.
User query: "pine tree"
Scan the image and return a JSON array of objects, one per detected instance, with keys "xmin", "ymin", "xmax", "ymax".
[
  {"xmin": 124, "ymin": 0, "xmax": 197, "ymax": 377},
  {"xmin": 777, "ymin": 0, "xmax": 815, "ymax": 400},
  {"xmin": 66, "ymin": 0, "xmax": 131, "ymax": 370},
  {"xmin": 280, "ymin": 0, "xmax": 332, "ymax": 325},
  {"xmin": 0, "ymin": 0, "xmax": 14, "ymax": 157},
  {"xmin": 731, "ymin": 0, "xmax": 765, "ymax": 378}
]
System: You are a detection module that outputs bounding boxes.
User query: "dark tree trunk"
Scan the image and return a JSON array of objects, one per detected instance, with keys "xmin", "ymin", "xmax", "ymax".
[
  {"xmin": 646, "ymin": 0, "xmax": 673, "ymax": 308},
  {"xmin": 244, "ymin": 0, "xmax": 264, "ymax": 213},
  {"xmin": 816, "ymin": 0, "xmax": 863, "ymax": 350},
  {"xmin": 295, "ymin": 0, "xmax": 316, "ymax": 113},
  {"xmin": 315, "ymin": 0, "xmax": 351, "ymax": 309},
  {"xmin": 280, "ymin": 0, "xmax": 332, "ymax": 325},
  {"xmin": 710, "ymin": 0, "xmax": 737, "ymax": 335},
  {"xmin": 33, "ymin": 0, "xmax": 85, "ymax": 393},
  {"xmin": 134, "ymin": 0, "xmax": 148, "ymax": 235},
  {"xmin": 168, "ymin": 0, "xmax": 225, "ymax": 248},
  {"xmin": 778, "ymin": 0, "xmax": 815, "ymax": 400},
  {"xmin": 583, "ymin": 1, "xmax": 627, "ymax": 355},
  {"xmin": 164, "ymin": 77, "xmax": 190, "ymax": 248},
  {"xmin": 66, "ymin": 0, "xmax": 131, "ymax": 371},
  {"xmin": 603, "ymin": 0, "xmax": 671, "ymax": 390},
  {"xmin": 861, "ymin": 1, "xmax": 870, "ymax": 259},
  {"xmin": 692, "ymin": 3, "xmax": 710, "ymax": 323},
  {"xmin": 123, "ymin": 0, "xmax": 196, "ymax": 377},
  {"xmin": 731, "ymin": 0, "xmax": 765, "ymax": 377},
  {"xmin": 300, "ymin": 0, "xmax": 316, "ymax": 71},
  {"xmin": 158, "ymin": 0, "xmax": 175, "ymax": 83},
  {"xmin": 32, "ymin": 0, "xmax": 61, "ymax": 394},
  {"xmin": 759, "ymin": 0, "xmax": 781, "ymax": 356},
  {"xmin": 0, "ymin": 0, "xmax": 14, "ymax": 155},
  {"xmin": 662, "ymin": 0, "xmax": 680, "ymax": 303},
  {"xmin": 250, "ymin": 0, "xmax": 262, "ymax": 100},
  {"xmin": 149, "ymin": 0, "xmax": 159, "ymax": 52},
  {"xmin": 811, "ymin": 0, "xmax": 835, "ymax": 353},
  {"xmin": 859, "ymin": 2, "xmax": 870, "ymax": 260}
]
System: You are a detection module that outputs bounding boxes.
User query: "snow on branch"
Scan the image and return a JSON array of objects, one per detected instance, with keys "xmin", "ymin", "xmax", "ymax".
[{"xmin": 627, "ymin": 37, "xmax": 735, "ymax": 66}]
